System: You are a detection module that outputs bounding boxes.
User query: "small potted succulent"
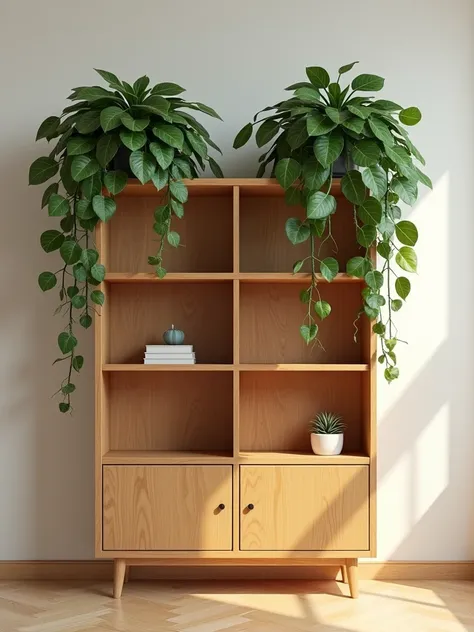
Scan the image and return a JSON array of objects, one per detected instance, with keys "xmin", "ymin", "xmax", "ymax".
[{"xmin": 310, "ymin": 412, "xmax": 345, "ymax": 456}]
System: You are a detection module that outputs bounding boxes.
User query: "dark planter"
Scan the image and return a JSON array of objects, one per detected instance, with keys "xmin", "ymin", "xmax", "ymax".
[{"xmin": 112, "ymin": 146, "xmax": 134, "ymax": 176}]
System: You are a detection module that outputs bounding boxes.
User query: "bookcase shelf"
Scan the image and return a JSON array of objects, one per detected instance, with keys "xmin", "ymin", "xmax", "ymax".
[{"xmin": 95, "ymin": 179, "xmax": 376, "ymax": 596}]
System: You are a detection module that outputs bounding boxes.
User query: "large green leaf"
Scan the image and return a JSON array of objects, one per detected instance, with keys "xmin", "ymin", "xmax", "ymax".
[
  {"xmin": 351, "ymin": 140, "xmax": 381, "ymax": 166},
  {"xmin": 325, "ymin": 107, "xmax": 349, "ymax": 124},
  {"xmin": 307, "ymin": 192, "xmax": 336, "ymax": 219},
  {"xmin": 357, "ymin": 197, "xmax": 382, "ymax": 226},
  {"xmin": 120, "ymin": 111, "xmax": 150, "ymax": 132},
  {"xmin": 151, "ymin": 82, "xmax": 186, "ymax": 96},
  {"xmin": 119, "ymin": 129, "xmax": 147, "ymax": 151},
  {"xmin": 361, "ymin": 165, "xmax": 387, "ymax": 199},
  {"xmin": 338, "ymin": 61, "xmax": 359, "ymax": 74},
  {"xmin": 233, "ymin": 122, "xmax": 252, "ymax": 149},
  {"xmin": 75, "ymin": 199, "xmax": 95, "ymax": 219},
  {"xmin": 256, "ymin": 119, "xmax": 280, "ymax": 147},
  {"xmin": 341, "ymin": 170, "xmax": 366, "ymax": 205},
  {"xmin": 287, "ymin": 118, "xmax": 309, "ymax": 150},
  {"xmin": 300, "ymin": 324, "xmax": 318, "ymax": 343},
  {"xmin": 342, "ymin": 116, "xmax": 365, "ymax": 134},
  {"xmin": 295, "ymin": 86, "xmax": 321, "ymax": 102},
  {"xmin": 306, "ymin": 66, "xmax": 330, "ymax": 89},
  {"xmin": 80, "ymin": 248, "xmax": 99, "ymax": 269},
  {"xmin": 285, "ymin": 218, "xmax": 310, "ymax": 244},
  {"xmin": 92, "ymin": 195, "xmax": 117, "ymax": 222},
  {"xmin": 152, "ymin": 123, "xmax": 184, "ymax": 150},
  {"xmin": 351, "ymin": 74, "xmax": 385, "ymax": 91},
  {"xmin": 395, "ymin": 221, "xmax": 418, "ymax": 246},
  {"xmin": 275, "ymin": 158, "xmax": 301, "ymax": 189},
  {"xmin": 415, "ymin": 167, "xmax": 432, "ymax": 189},
  {"xmin": 76, "ymin": 110, "xmax": 101, "ymax": 134},
  {"xmin": 66, "ymin": 136, "xmax": 96, "ymax": 156},
  {"xmin": 100, "ymin": 106, "xmax": 123, "ymax": 132},
  {"xmin": 41, "ymin": 182, "xmax": 59, "ymax": 208},
  {"xmin": 346, "ymin": 256, "xmax": 371, "ymax": 278},
  {"xmin": 399, "ymin": 107, "xmax": 422, "ymax": 126},
  {"xmin": 189, "ymin": 102, "xmax": 222, "ymax": 120},
  {"xmin": 96, "ymin": 134, "xmax": 120, "ymax": 167},
  {"xmin": 60, "ymin": 239, "xmax": 82, "ymax": 264},
  {"xmin": 385, "ymin": 144, "xmax": 411, "ymax": 167},
  {"xmin": 58, "ymin": 331, "xmax": 78, "ymax": 354},
  {"xmin": 307, "ymin": 112, "xmax": 337, "ymax": 136},
  {"xmin": 48, "ymin": 193, "xmax": 70, "ymax": 217},
  {"xmin": 302, "ymin": 156, "xmax": 329, "ymax": 191},
  {"xmin": 391, "ymin": 176, "xmax": 418, "ymax": 205},
  {"xmin": 365, "ymin": 270, "xmax": 384, "ymax": 290},
  {"xmin": 29, "ymin": 156, "xmax": 59, "ymax": 185},
  {"xmin": 395, "ymin": 276, "xmax": 411, "ymax": 299},
  {"xmin": 136, "ymin": 95, "xmax": 170, "ymax": 117},
  {"xmin": 357, "ymin": 224, "xmax": 377, "ymax": 247},
  {"xmin": 38, "ymin": 271, "xmax": 57, "ymax": 291},
  {"xmin": 320, "ymin": 257, "xmax": 339, "ymax": 281},
  {"xmin": 314, "ymin": 300, "xmax": 331, "ymax": 319},
  {"xmin": 347, "ymin": 104, "xmax": 371, "ymax": 119},
  {"xmin": 396, "ymin": 246, "xmax": 417, "ymax": 273},
  {"xmin": 151, "ymin": 168, "xmax": 168, "ymax": 191},
  {"xmin": 149, "ymin": 142, "xmax": 174, "ymax": 169},
  {"xmin": 129, "ymin": 150, "xmax": 156, "ymax": 184},
  {"xmin": 313, "ymin": 129, "xmax": 344, "ymax": 167},
  {"xmin": 185, "ymin": 130, "xmax": 208, "ymax": 158},
  {"xmin": 74, "ymin": 86, "xmax": 119, "ymax": 102},
  {"xmin": 104, "ymin": 170, "xmax": 128, "ymax": 195},
  {"xmin": 169, "ymin": 180, "xmax": 188, "ymax": 203},
  {"xmin": 36, "ymin": 116, "xmax": 60, "ymax": 140},
  {"xmin": 71, "ymin": 155, "xmax": 100, "ymax": 182},
  {"xmin": 373, "ymin": 99, "xmax": 402, "ymax": 111},
  {"xmin": 95, "ymin": 68, "xmax": 121, "ymax": 86},
  {"xmin": 40, "ymin": 230, "xmax": 64, "ymax": 253},
  {"xmin": 81, "ymin": 172, "xmax": 102, "ymax": 199},
  {"xmin": 368, "ymin": 117, "xmax": 394, "ymax": 146}
]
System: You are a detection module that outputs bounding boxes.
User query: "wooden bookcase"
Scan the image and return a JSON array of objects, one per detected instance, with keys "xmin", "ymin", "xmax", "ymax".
[{"xmin": 95, "ymin": 179, "xmax": 376, "ymax": 599}]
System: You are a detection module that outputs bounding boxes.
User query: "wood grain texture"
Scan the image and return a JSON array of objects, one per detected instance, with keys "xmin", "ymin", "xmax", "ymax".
[
  {"xmin": 239, "ymin": 372, "xmax": 363, "ymax": 453},
  {"xmin": 103, "ymin": 450, "xmax": 233, "ymax": 464},
  {"xmin": 240, "ymin": 283, "xmax": 363, "ymax": 364},
  {"xmin": 108, "ymin": 372, "xmax": 233, "ymax": 452},
  {"xmin": 238, "ymin": 451, "xmax": 369, "ymax": 465},
  {"xmin": 240, "ymin": 466, "xmax": 369, "ymax": 551},
  {"xmin": 108, "ymin": 282, "xmax": 233, "ymax": 364},
  {"xmin": 109, "ymin": 195, "xmax": 233, "ymax": 273},
  {"xmin": 103, "ymin": 466, "xmax": 233, "ymax": 551},
  {"xmin": 103, "ymin": 364, "xmax": 233, "ymax": 371},
  {"xmin": 1, "ymin": 577, "xmax": 473, "ymax": 631},
  {"xmin": 240, "ymin": 194, "xmax": 361, "ymax": 272}
]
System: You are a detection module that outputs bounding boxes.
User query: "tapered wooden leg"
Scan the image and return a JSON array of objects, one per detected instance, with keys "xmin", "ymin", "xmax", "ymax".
[
  {"xmin": 340, "ymin": 564, "xmax": 348, "ymax": 584},
  {"xmin": 124, "ymin": 566, "xmax": 130, "ymax": 583},
  {"xmin": 113, "ymin": 559, "xmax": 126, "ymax": 599},
  {"xmin": 346, "ymin": 558, "xmax": 359, "ymax": 599}
]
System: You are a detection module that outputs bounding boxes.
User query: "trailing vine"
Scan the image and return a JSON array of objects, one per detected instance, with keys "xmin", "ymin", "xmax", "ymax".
[
  {"xmin": 30, "ymin": 69, "xmax": 222, "ymax": 412},
  {"xmin": 234, "ymin": 61, "xmax": 430, "ymax": 382}
]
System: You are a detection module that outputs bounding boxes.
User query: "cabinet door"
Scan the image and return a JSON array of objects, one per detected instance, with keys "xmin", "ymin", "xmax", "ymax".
[
  {"xmin": 240, "ymin": 466, "xmax": 369, "ymax": 551},
  {"xmin": 103, "ymin": 465, "xmax": 232, "ymax": 551}
]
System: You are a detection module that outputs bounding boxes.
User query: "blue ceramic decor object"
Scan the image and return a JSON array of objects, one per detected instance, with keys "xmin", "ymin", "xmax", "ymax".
[{"xmin": 163, "ymin": 324, "xmax": 185, "ymax": 345}]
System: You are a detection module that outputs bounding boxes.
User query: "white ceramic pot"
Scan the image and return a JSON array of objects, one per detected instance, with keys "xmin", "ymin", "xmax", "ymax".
[{"xmin": 311, "ymin": 433, "xmax": 344, "ymax": 456}]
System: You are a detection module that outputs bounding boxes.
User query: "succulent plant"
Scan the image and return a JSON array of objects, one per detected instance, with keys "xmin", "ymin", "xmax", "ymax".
[{"xmin": 310, "ymin": 411, "xmax": 345, "ymax": 435}]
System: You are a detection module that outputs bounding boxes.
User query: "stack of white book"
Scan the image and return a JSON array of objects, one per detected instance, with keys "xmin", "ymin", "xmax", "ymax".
[{"xmin": 144, "ymin": 345, "xmax": 195, "ymax": 365}]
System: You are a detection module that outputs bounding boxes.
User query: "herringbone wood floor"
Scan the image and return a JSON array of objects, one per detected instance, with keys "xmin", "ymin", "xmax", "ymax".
[{"xmin": 0, "ymin": 579, "xmax": 473, "ymax": 631}]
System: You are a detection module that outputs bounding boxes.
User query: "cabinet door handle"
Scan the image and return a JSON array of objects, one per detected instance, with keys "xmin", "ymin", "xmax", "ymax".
[
  {"xmin": 247, "ymin": 503, "xmax": 254, "ymax": 510},
  {"xmin": 218, "ymin": 503, "xmax": 225, "ymax": 510}
]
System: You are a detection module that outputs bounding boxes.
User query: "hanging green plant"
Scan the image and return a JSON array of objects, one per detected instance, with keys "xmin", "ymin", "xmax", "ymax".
[
  {"xmin": 234, "ymin": 61, "xmax": 430, "ymax": 383},
  {"xmin": 30, "ymin": 70, "xmax": 223, "ymax": 412}
]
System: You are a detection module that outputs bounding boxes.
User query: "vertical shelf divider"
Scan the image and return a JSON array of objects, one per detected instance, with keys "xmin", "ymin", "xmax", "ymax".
[
  {"xmin": 95, "ymin": 218, "xmax": 109, "ymax": 556},
  {"xmin": 232, "ymin": 185, "xmax": 240, "ymax": 552}
]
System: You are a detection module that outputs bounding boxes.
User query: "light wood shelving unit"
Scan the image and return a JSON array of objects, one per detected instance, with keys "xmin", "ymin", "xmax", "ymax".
[{"xmin": 95, "ymin": 178, "xmax": 376, "ymax": 599}]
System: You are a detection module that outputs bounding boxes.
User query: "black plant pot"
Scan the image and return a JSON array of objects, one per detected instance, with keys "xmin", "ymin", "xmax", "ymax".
[
  {"xmin": 332, "ymin": 154, "xmax": 353, "ymax": 177},
  {"xmin": 112, "ymin": 146, "xmax": 134, "ymax": 177}
]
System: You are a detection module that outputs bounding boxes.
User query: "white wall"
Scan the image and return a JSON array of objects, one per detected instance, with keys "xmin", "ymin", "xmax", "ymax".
[{"xmin": 0, "ymin": 0, "xmax": 473, "ymax": 561}]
